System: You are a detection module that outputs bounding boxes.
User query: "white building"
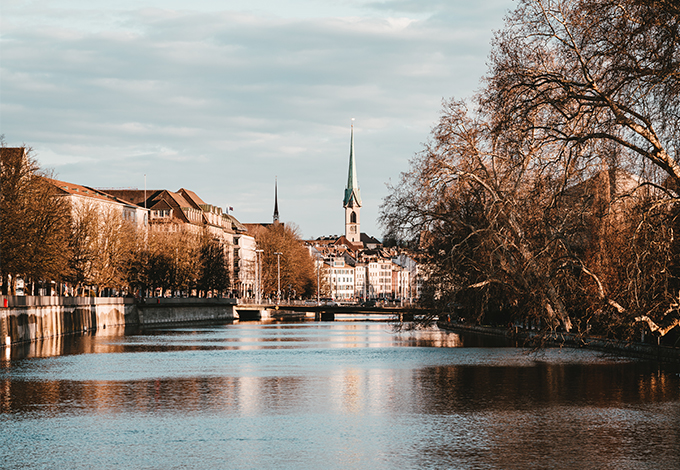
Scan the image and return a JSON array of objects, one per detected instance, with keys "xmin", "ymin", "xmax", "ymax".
[
  {"xmin": 329, "ymin": 256, "xmax": 355, "ymax": 301},
  {"xmin": 234, "ymin": 232, "xmax": 257, "ymax": 299},
  {"xmin": 392, "ymin": 254, "xmax": 420, "ymax": 302},
  {"xmin": 354, "ymin": 263, "xmax": 367, "ymax": 300},
  {"xmin": 366, "ymin": 261, "xmax": 392, "ymax": 299}
]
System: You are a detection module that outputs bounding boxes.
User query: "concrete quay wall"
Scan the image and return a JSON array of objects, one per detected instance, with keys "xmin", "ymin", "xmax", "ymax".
[
  {"xmin": 136, "ymin": 298, "xmax": 236, "ymax": 325},
  {"xmin": 1, "ymin": 297, "xmax": 237, "ymax": 345}
]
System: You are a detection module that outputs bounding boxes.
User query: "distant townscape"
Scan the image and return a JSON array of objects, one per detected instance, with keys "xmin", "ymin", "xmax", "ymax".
[{"xmin": 0, "ymin": 126, "xmax": 420, "ymax": 303}]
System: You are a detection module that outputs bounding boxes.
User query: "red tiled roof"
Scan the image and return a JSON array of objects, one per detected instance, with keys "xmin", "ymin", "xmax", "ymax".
[
  {"xmin": 100, "ymin": 189, "xmax": 160, "ymax": 207},
  {"xmin": 178, "ymin": 188, "xmax": 205, "ymax": 208},
  {"xmin": 149, "ymin": 199, "xmax": 172, "ymax": 211},
  {"xmin": 48, "ymin": 178, "xmax": 139, "ymax": 207},
  {"xmin": 165, "ymin": 191, "xmax": 194, "ymax": 210},
  {"xmin": 335, "ymin": 235, "xmax": 364, "ymax": 251}
]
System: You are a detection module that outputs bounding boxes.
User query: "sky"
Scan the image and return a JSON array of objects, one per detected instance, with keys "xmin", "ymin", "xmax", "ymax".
[{"xmin": 1, "ymin": 0, "xmax": 515, "ymax": 239}]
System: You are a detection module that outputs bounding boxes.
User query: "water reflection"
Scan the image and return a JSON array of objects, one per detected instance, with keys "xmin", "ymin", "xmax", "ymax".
[
  {"xmin": 3, "ymin": 325, "xmax": 130, "ymax": 361},
  {"xmin": 2, "ymin": 321, "xmax": 679, "ymax": 470}
]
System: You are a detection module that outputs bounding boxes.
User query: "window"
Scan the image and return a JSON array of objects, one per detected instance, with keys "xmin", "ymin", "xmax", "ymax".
[{"xmin": 153, "ymin": 209, "xmax": 171, "ymax": 218}]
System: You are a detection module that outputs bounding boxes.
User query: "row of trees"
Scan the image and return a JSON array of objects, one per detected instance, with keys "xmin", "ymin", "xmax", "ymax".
[
  {"xmin": 250, "ymin": 223, "xmax": 318, "ymax": 300},
  {"xmin": 69, "ymin": 211, "xmax": 231, "ymax": 298},
  {"xmin": 1, "ymin": 143, "xmax": 321, "ymax": 300},
  {"xmin": 1, "ymin": 143, "xmax": 230, "ymax": 297},
  {"xmin": 1, "ymin": 145, "xmax": 72, "ymax": 294},
  {"xmin": 381, "ymin": 0, "xmax": 680, "ymax": 341}
]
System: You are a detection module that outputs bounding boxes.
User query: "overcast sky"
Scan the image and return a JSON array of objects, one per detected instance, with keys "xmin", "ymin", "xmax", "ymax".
[{"xmin": 2, "ymin": 0, "xmax": 515, "ymax": 239}]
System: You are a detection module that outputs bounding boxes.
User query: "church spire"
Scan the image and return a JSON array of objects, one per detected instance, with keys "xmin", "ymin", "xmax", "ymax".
[
  {"xmin": 343, "ymin": 120, "xmax": 362, "ymax": 244},
  {"xmin": 273, "ymin": 177, "xmax": 279, "ymax": 223},
  {"xmin": 343, "ymin": 120, "xmax": 362, "ymax": 208}
]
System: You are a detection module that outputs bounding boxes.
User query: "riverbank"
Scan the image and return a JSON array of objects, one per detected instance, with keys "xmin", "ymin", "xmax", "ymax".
[
  {"xmin": 1, "ymin": 296, "xmax": 237, "ymax": 345},
  {"xmin": 438, "ymin": 320, "xmax": 680, "ymax": 365}
]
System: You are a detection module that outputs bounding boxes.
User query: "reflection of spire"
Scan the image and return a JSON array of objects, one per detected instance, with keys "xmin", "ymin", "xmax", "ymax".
[
  {"xmin": 343, "ymin": 121, "xmax": 362, "ymax": 208},
  {"xmin": 273, "ymin": 177, "xmax": 279, "ymax": 223}
]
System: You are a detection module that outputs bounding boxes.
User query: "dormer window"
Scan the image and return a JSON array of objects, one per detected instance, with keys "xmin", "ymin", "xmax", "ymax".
[{"xmin": 153, "ymin": 209, "xmax": 171, "ymax": 218}]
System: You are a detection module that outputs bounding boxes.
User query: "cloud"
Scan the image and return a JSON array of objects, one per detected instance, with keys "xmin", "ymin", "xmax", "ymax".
[{"xmin": 1, "ymin": 0, "xmax": 515, "ymax": 238}]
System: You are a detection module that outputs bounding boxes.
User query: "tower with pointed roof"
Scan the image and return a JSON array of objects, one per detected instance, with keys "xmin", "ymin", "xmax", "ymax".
[
  {"xmin": 343, "ymin": 121, "xmax": 362, "ymax": 243},
  {"xmin": 273, "ymin": 177, "xmax": 280, "ymax": 224}
]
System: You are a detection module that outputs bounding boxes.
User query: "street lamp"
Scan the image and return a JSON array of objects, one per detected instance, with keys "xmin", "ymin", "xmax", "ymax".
[
  {"xmin": 275, "ymin": 252, "xmax": 283, "ymax": 304},
  {"xmin": 255, "ymin": 249, "xmax": 264, "ymax": 304},
  {"xmin": 316, "ymin": 257, "xmax": 321, "ymax": 305}
]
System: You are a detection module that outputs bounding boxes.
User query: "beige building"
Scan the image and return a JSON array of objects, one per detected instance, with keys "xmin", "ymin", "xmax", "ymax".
[
  {"xmin": 103, "ymin": 188, "xmax": 256, "ymax": 296},
  {"xmin": 51, "ymin": 179, "xmax": 149, "ymax": 230},
  {"xmin": 49, "ymin": 179, "xmax": 149, "ymax": 229}
]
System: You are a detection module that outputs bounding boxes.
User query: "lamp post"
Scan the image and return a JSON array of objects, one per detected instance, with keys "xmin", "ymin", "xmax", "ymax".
[
  {"xmin": 274, "ymin": 252, "xmax": 283, "ymax": 304},
  {"xmin": 316, "ymin": 258, "xmax": 320, "ymax": 305},
  {"xmin": 255, "ymin": 249, "xmax": 263, "ymax": 304}
]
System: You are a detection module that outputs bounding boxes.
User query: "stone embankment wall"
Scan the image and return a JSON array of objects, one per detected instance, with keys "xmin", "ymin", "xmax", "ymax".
[
  {"xmin": 1, "ymin": 297, "xmax": 132, "ymax": 345},
  {"xmin": 1, "ymin": 297, "xmax": 236, "ymax": 345},
  {"xmin": 136, "ymin": 298, "xmax": 235, "ymax": 325}
]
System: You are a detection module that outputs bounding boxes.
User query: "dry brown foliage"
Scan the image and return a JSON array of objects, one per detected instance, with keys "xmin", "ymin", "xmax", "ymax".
[{"xmin": 382, "ymin": 0, "xmax": 680, "ymax": 341}]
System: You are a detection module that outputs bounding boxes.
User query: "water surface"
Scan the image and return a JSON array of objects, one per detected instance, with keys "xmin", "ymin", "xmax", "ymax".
[{"xmin": 2, "ymin": 321, "xmax": 679, "ymax": 469}]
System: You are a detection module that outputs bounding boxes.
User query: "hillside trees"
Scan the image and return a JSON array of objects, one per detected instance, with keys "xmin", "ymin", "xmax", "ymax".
[{"xmin": 381, "ymin": 0, "xmax": 680, "ymax": 339}]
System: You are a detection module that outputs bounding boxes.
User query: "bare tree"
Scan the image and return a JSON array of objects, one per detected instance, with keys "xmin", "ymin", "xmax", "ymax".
[
  {"xmin": 484, "ymin": 0, "xmax": 679, "ymax": 187},
  {"xmin": 143, "ymin": 229, "xmax": 202, "ymax": 296},
  {"xmin": 382, "ymin": 100, "xmax": 577, "ymax": 331},
  {"xmin": 0, "ymin": 144, "xmax": 71, "ymax": 295},
  {"xmin": 483, "ymin": 0, "xmax": 680, "ymax": 337},
  {"xmin": 67, "ymin": 202, "xmax": 99, "ymax": 294},
  {"xmin": 253, "ymin": 223, "xmax": 316, "ymax": 299},
  {"xmin": 66, "ymin": 203, "xmax": 141, "ymax": 296},
  {"xmin": 382, "ymin": 0, "xmax": 680, "ymax": 341},
  {"xmin": 198, "ymin": 235, "xmax": 230, "ymax": 297},
  {"xmin": 90, "ymin": 209, "xmax": 138, "ymax": 295}
]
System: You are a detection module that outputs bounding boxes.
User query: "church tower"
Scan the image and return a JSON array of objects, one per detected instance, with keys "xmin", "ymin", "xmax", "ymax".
[
  {"xmin": 343, "ymin": 121, "xmax": 362, "ymax": 243},
  {"xmin": 273, "ymin": 177, "xmax": 280, "ymax": 224}
]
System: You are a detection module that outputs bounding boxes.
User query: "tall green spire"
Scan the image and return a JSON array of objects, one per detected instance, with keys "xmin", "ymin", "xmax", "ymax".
[{"xmin": 343, "ymin": 122, "xmax": 362, "ymax": 208}]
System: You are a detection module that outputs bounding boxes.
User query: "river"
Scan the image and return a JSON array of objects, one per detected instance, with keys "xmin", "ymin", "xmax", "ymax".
[{"xmin": 1, "ymin": 319, "xmax": 679, "ymax": 469}]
